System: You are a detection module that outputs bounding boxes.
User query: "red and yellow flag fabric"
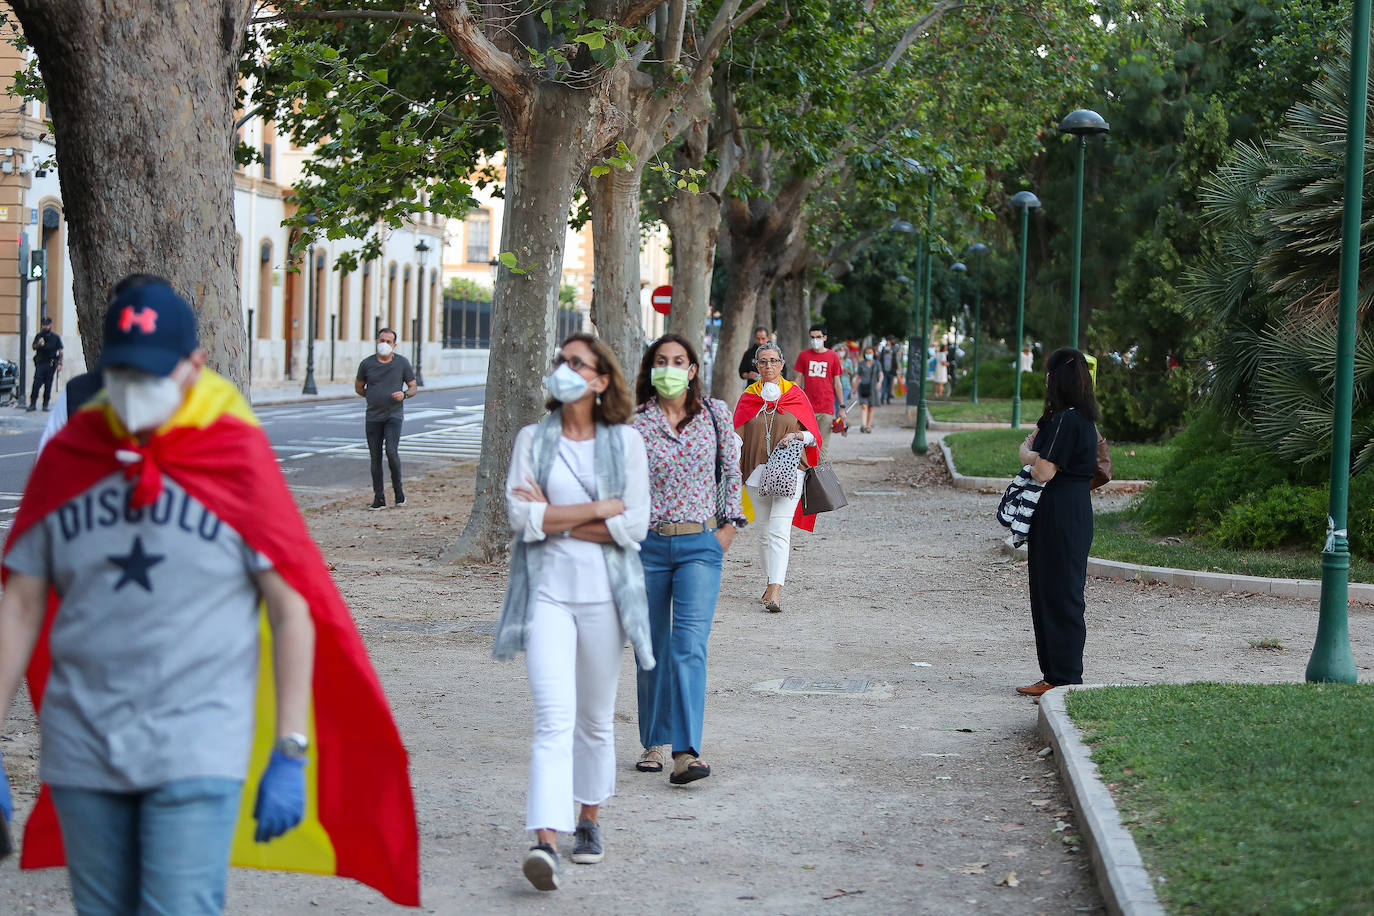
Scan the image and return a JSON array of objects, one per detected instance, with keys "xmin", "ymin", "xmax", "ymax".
[
  {"xmin": 733, "ymin": 379, "xmax": 822, "ymax": 532},
  {"xmin": 2, "ymin": 370, "xmax": 420, "ymax": 907}
]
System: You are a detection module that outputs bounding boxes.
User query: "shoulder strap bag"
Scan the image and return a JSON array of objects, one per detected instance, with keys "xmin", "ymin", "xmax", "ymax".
[
  {"xmin": 801, "ymin": 445, "xmax": 848, "ymax": 514},
  {"xmin": 1091, "ymin": 430, "xmax": 1112, "ymax": 490},
  {"xmin": 701, "ymin": 398, "xmax": 729, "ymax": 518}
]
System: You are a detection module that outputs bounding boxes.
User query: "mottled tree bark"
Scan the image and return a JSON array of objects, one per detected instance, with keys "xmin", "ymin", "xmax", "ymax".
[
  {"xmin": 11, "ymin": 0, "xmax": 252, "ymax": 388},
  {"xmin": 660, "ymin": 80, "xmax": 723, "ymax": 355},
  {"xmin": 774, "ymin": 273, "xmax": 807, "ymax": 366}
]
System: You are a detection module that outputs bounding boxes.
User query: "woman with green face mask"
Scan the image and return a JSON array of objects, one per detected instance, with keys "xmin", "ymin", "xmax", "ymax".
[{"xmin": 628, "ymin": 334, "xmax": 746, "ymax": 785}]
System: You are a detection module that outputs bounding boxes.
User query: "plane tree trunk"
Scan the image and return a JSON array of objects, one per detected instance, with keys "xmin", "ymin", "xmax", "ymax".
[{"xmin": 12, "ymin": 0, "xmax": 252, "ymax": 387}]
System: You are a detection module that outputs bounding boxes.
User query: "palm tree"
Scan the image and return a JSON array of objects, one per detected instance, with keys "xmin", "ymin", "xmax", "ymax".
[{"xmin": 1187, "ymin": 32, "xmax": 1374, "ymax": 473}]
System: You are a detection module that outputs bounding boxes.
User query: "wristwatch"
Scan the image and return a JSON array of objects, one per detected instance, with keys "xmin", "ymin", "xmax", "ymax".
[{"xmin": 275, "ymin": 732, "xmax": 310, "ymax": 759}]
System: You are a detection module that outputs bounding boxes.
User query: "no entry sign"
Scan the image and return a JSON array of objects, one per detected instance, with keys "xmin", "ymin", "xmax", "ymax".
[{"xmin": 651, "ymin": 284, "xmax": 672, "ymax": 315}]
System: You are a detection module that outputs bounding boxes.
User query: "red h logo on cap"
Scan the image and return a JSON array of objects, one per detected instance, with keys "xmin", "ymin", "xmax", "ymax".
[{"xmin": 118, "ymin": 306, "xmax": 157, "ymax": 335}]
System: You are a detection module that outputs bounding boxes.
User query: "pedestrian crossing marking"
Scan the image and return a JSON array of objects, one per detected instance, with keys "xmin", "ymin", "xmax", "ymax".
[{"xmin": 274, "ymin": 406, "xmax": 485, "ymax": 463}]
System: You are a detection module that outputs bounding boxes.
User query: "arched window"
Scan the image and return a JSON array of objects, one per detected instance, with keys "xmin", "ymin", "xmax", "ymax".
[
  {"xmin": 361, "ymin": 260, "xmax": 374, "ymax": 341},
  {"xmin": 338, "ymin": 267, "xmax": 352, "ymax": 341},
  {"xmin": 313, "ymin": 250, "xmax": 327, "ymax": 340},
  {"xmin": 428, "ymin": 268, "xmax": 439, "ymax": 342},
  {"xmin": 257, "ymin": 240, "xmax": 273, "ymax": 339},
  {"xmin": 386, "ymin": 262, "xmax": 397, "ymax": 331},
  {"xmin": 401, "ymin": 265, "xmax": 412, "ymax": 343}
]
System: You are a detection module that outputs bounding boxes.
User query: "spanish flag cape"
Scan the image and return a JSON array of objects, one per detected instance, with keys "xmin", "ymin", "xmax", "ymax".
[
  {"xmin": 2, "ymin": 370, "xmax": 420, "ymax": 907},
  {"xmin": 733, "ymin": 379, "xmax": 821, "ymax": 532}
]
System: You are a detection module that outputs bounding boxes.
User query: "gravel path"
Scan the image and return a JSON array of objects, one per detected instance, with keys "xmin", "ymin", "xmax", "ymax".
[{"xmin": 2, "ymin": 402, "xmax": 1369, "ymax": 914}]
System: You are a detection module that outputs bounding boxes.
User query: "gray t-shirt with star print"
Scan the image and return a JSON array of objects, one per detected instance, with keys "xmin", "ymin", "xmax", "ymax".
[{"xmin": 3, "ymin": 472, "xmax": 272, "ymax": 791}]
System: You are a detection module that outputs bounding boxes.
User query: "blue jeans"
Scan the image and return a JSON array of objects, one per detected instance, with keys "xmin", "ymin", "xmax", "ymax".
[
  {"xmin": 637, "ymin": 529, "xmax": 723, "ymax": 757},
  {"xmin": 50, "ymin": 778, "xmax": 243, "ymax": 915}
]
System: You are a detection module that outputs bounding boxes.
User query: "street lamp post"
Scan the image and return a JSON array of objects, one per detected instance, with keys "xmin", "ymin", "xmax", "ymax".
[
  {"xmin": 301, "ymin": 214, "xmax": 319, "ymax": 395},
  {"xmin": 1058, "ymin": 109, "xmax": 1109, "ymax": 350},
  {"xmin": 1307, "ymin": 5, "xmax": 1368, "ymax": 683},
  {"xmin": 967, "ymin": 243, "xmax": 989, "ymax": 403},
  {"xmin": 414, "ymin": 239, "xmax": 429, "ymax": 386},
  {"xmin": 891, "ymin": 222, "xmax": 922, "ymax": 412},
  {"xmin": 912, "ymin": 177, "xmax": 936, "ymax": 455},
  {"xmin": 950, "ymin": 262, "xmax": 967, "ymax": 397},
  {"xmin": 1010, "ymin": 191, "xmax": 1041, "ymax": 429}
]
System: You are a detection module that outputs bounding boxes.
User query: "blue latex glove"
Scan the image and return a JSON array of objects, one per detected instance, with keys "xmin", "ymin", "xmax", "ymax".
[
  {"xmin": 0, "ymin": 754, "xmax": 12, "ymax": 822},
  {"xmin": 252, "ymin": 750, "xmax": 305, "ymax": 843}
]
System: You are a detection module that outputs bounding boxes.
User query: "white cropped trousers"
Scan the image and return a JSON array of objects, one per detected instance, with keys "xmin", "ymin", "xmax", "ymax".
[
  {"xmin": 745, "ymin": 469, "xmax": 805, "ymax": 586},
  {"xmin": 524, "ymin": 593, "xmax": 625, "ymax": 833}
]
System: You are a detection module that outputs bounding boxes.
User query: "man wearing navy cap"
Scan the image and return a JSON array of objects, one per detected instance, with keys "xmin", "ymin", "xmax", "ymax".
[{"xmin": 0, "ymin": 278, "xmax": 317, "ymax": 913}]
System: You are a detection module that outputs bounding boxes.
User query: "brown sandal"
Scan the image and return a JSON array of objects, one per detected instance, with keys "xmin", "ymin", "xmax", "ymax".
[
  {"xmin": 670, "ymin": 753, "xmax": 711, "ymax": 785},
  {"xmin": 635, "ymin": 745, "xmax": 668, "ymax": 772}
]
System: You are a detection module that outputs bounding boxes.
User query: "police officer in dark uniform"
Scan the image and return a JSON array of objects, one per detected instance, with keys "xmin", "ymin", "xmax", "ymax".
[{"xmin": 29, "ymin": 316, "xmax": 63, "ymax": 412}]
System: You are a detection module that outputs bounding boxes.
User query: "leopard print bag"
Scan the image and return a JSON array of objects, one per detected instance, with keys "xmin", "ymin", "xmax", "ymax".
[{"xmin": 759, "ymin": 439, "xmax": 806, "ymax": 498}]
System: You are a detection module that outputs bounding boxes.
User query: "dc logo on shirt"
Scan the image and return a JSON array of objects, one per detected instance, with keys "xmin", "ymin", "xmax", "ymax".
[{"xmin": 808, "ymin": 360, "xmax": 828, "ymax": 378}]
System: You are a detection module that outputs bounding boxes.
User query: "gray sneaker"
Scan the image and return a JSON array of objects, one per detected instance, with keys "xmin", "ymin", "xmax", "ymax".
[
  {"xmin": 522, "ymin": 843, "xmax": 560, "ymax": 890},
  {"xmin": 570, "ymin": 818, "xmax": 604, "ymax": 864}
]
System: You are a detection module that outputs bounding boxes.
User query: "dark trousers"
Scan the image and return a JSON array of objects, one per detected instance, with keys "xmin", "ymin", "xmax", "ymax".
[
  {"xmin": 1026, "ymin": 479, "xmax": 1092, "ymax": 685},
  {"xmin": 30, "ymin": 361, "xmax": 56, "ymax": 407},
  {"xmin": 365, "ymin": 415, "xmax": 404, "ymax": 500},
  {"xmin": 880, "ymin": 371, "xmax": 894, "ymax": 404}
]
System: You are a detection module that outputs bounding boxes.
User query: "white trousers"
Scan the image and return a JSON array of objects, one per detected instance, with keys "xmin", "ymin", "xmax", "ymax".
[
  {"xmin": 746, "ymin": 470, "xmax": 804, "ymax": 586},
  {"xmin": 524, "ymin": 594, "xmax": 625, "ymax": 833}
]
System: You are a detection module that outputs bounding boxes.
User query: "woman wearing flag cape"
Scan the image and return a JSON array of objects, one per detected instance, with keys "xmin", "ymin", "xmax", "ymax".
[{"xmin": 733, "ymin": 341, "xmax": 822, "ymax": 613}]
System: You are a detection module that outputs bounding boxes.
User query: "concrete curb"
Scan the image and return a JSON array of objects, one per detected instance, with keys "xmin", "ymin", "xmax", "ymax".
[
  {"xmin": 996, "ymin": 532, "xmax": 1374, "ymax": 603},
  {"xmin": 1038, "ymin": 687, "xmax": 1165, "ymax": 916},
  {"xmin": 938, "ymin": 439, "xmax": 1151, "ymax": 494},
  {"xmin": 927, "ymin": 419, "xmax": 1010, "ymax": 431}
]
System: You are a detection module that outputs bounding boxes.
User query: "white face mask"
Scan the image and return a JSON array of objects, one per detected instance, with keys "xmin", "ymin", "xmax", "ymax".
[
  {"xmin": 760, "ymin": 382, "xmax": 782, "ymax": 403},
  {"xmin": 545, "ymin": 362, "xmax": 591, "ymax": 403},
  {"xmin": 376, "ymin": 341, "xmax": 394, "ymax": 357},
  {"xmin": 810, "ymin": 338, "xmax": 826, "ymax": 351},
  {"xmin": 105, "ymin": 367, "xmax": 186, "ymax": 433}
]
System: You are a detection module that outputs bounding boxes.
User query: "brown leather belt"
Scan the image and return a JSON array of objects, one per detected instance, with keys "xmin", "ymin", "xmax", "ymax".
[{"xmin": 653, "ymin": 516, "xmax": 717, "ymax": 536}]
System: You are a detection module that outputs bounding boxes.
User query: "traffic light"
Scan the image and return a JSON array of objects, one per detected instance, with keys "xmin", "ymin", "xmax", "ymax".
[{"xmin": 29, "ymin": 250, "xmax": 45, "ymax": 280}]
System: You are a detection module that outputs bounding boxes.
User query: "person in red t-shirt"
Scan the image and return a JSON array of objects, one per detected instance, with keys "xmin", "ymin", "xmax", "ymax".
[{"xmin": 793, "ymin": 324, "xmax": 844, "ymax": 456}]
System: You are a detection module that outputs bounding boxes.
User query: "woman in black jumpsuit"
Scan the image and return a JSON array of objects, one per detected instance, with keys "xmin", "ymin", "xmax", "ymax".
[{"xmin": 1017, "ymin": 348, "xmax": 1099, "ymax": 696}]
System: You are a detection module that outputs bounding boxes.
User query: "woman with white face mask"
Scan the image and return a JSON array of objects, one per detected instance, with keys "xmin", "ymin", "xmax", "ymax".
[
  {"xmin": 628, "ymin": 334, "xmax": 745, "ymax": 784},
  {"xmin": 732, "ymin": 342, "xmax": 822, "ymax": 612},
  {"xmin": 495, "ymin": 333, "xmax": 652, "ymax": 891}
]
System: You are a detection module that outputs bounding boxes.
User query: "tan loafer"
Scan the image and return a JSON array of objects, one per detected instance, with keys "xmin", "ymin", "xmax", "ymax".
[{"xmin": 1016, "ymin": 680, "xmax": 1055, "ymax": 697}]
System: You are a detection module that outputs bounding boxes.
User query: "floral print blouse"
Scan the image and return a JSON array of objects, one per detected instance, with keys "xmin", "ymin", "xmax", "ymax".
[{"xmin": 630, "ymin": 398, "xmax": 746, "ymax": 529}]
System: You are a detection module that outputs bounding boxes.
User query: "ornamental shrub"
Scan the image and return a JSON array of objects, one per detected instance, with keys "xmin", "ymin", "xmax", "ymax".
[{"xmin": 1210, "ymin": 484, "xmax": 1327, "ymax": 551}]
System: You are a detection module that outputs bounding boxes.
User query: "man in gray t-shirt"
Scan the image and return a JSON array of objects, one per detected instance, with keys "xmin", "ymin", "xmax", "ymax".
[
  {"xmin": 355, "ymin": 327, "xmax": 417, "ymax": 510},
  {"xmin": 0, "ymin": 279, "xmax": 317, "ymax": 914},
  {"xmin": 4, "ymin": 475, "xmax": 271, "ymax": 791}
]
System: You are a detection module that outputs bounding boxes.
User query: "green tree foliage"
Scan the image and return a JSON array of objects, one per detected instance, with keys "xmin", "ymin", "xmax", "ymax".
[
  {"xmin": 986, "ymin": 0, "xmax": 1347, "ymax": 440},
  {"xmin": 241, "ymin": 5, "xmax": 501, "ymax": 268}
]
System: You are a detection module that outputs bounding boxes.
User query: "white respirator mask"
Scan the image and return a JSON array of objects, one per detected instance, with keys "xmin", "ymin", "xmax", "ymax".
[{"xmin": 104, "ymin": 366, "xmax": 186, "ymax": 433}]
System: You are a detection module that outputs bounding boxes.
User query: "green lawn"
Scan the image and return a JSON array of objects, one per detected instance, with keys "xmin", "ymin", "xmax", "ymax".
[
  {"xmin": 926, "ymin": 398, "xmax": 1013, "ymax": 424},
  {"xmin": 1092, "ymin": 511, "xmax": 1374, "ymax": 583},
  {"xmin": 1067, "ymin": 683, "xmax": 1374, "ymax": 916},
  {"xmin": 944, "ymin": 427, "xmax": 1172, "ymax": 480}
]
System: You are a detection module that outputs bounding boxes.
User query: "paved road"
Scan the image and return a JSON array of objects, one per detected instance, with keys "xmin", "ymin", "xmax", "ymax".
[{"xmin": 0, "ymin": 385, "xmax": 486, "ymax": 529}]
